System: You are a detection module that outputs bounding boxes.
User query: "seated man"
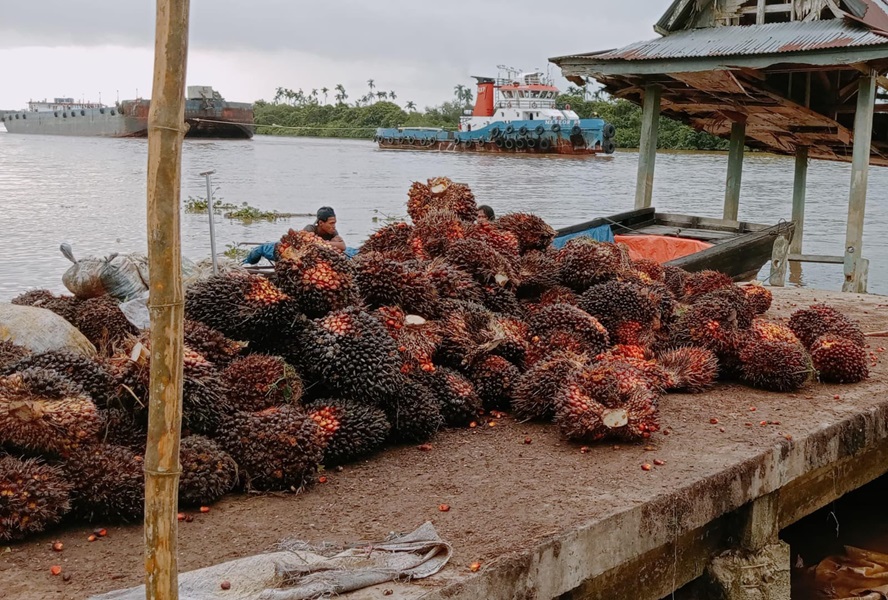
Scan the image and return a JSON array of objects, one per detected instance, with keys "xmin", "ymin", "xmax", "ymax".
[
  {"xmin": 477, "ymin": 205, "xmax": 495, "ymax": 222},
  {"xmin": 304, "ymin": 206, "xmax": 346, "ymax": 252}
]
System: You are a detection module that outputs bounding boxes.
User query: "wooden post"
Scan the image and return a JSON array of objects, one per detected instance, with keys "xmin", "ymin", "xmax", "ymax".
[
  {"xmin": 144, "ymin": 0, "xmax": 190, "ymax": 598},
  {"xmin": 723, "ymin": 121, "xmax": 746, "ymax": 221},
  {"xmin": 635, "ymin": 84, "xmax": 661, "ymax": 209},
  {"xmin": 790, "ymin": 145, "xmax": 809, "ymax": 255},
  {"xmin": 843, "ymin": 73, "xmax": 876, "ymax": 293},
  {"xmin": 757, "ymin": 0, "xmax": 767, "ymax": 24}
]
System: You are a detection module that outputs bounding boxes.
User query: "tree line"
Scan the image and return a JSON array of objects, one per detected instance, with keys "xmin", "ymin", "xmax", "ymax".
[{"xmin": 253, "ymin": 81, "xmax": 728, "ymax": 151}]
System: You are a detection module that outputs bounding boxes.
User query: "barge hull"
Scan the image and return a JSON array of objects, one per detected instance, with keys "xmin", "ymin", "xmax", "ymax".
[{"xmin": 378, "ymin": 138, "xmax": 603, "ymax": 155}]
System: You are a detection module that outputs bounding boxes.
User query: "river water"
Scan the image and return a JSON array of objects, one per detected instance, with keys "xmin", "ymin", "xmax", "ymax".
[{"xmin": 1, "ymin": 130, "xmax": 886, "ymax": 301}]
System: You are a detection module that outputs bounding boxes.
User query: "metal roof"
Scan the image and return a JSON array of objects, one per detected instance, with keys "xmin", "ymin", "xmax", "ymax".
[{"xmin": 564, "ymin": 20, "xmax": 888, "ymax": 62}]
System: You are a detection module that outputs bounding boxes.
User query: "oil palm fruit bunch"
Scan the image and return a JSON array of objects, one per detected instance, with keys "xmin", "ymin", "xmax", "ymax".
[
  {"xmin": 179, "ymin": 435, "xmax": 239, "ymax": 506},
  {"xmin": 670, "ymin": 297, "xmax": 744, "ymax": 358},
  {"xmin": 516, "ymin": 250, "xmax": 560, "ymax": 300},
  {"xmin": 185, "ymin": 272, "xmax": 301, "ymax": 345},
  {"xmin": 469, "ymin": 355, "xmax": 520, "ymax": 411},
  {"xmin": 663, "ymin": 266, "xmax": 690, "ymax": 299},
  {"xmin": 299, "ymin": 307, "xmax": 404, "ymax": 405},
  {"xmin": 692, "ymin": 287, "xmax": 754, "ymax": 329},
  {"xmin": 746, "ymin": 320, "xmax": 800, "ymax": 345},
  {"xmin": 465, "ymin": 221, "xmax": 521, "ymax": 258},
  {"xmin": 413, "ymin": 368, "xmax": 482, "ymax": 426},
  {"xmin": 559, "ymin": 239, "xmax": 626, "ymax": 292},
  {"xmin": 554, "ymin": 364, "xmax": 660, "ymax": 443},
  {"xmin": 683, "ymin": 270, "xmax": 735, "ymax": 302},
  {"xmin": 579, "ymin": 280, "xmax": 660, "ymax": 346},
  {"xmin": 513, "ymin": 351, "xmax": 590, "ymax": 421},
  {"xmin": 374, "ymin": 307, "xmax": 441, "ymax": 375},
  {"xmin": 73, "ymin": 295, "xmax": 139, "ymax": 355},
  {"xmin": 524, "ymin": 330, "xmax": 593, "ymax": 369},
  {"xmin": 739, "ymin": 339, "xmax": 814, "ymax": 392},
  {"xmin": 788, "ymin": 304, "xmax": 866, "ymax": 349},
  {"xmin": 809, "ymin": 335, "xmax": 869, "ymax": 383},
  {"xmin": 64, "ymin": 443, "xmax": 145, "ymax": 521},
  {"xmin": 184, "ymin": 320, "xmax": 244, "ymax": 367},
  {"xmin": 423, "ymin": 259, "xmax": 484, "ymax": 304},
  {"xmin": 222, "ymin": 354, "xmax": 303, "ymax": 412},
  {"xmin": 0, "ymin": 341, "xmax": 30, "ymax": 371},
  {"xmin": 274, "ymin": 229, "xmax": 359, "ymax": 318},
  {"xmin": 98, "ymin": 406, "xmax": 146, "ymax": 450},
  {"xmin": 538, "ymin": 285, "xmax": 579, "ymax": 307},
  {"xmin": 593, "ymin": 354, "xmax": 672, "ymax": 393},
  {"xmin": 495, "ymin": 213, "xmax": 556, "ymax": 254},
  {"xmin": 407, "ymin": 177, "xmax": 477, "ymax": 222},
  {"xmin": 741, "ymin": 283, "xmax": 773, "ymax": 315},
  {"xmin": 219, "ymin": 406, "xmax": 325, "ymax": 491},
  {"xmin": 0, "ymin": 455, "xmax": 72, "ymax": 541},
  {"xmin": 307, "ymin": 399, "xmax": 391, "ymax": 465},
  {"xmin": 353, "ymin": 253, "xmax": 440, "ymax": 317},
  {"xmin": 478, "ymin": 315, "xmax": 530, "ymax": 366},
  {"xmin": 631, "ymin": 259, "xmax": 665, "ymax": 283},
  {"xmin": 479, "ymin": 284, "xmax": 524, "ymax": 317},
  {"xmin": 409, "ymin": 209, "xmax": 468, "ymax": 259},
  {"xmin": 528, "ymin": 304, "xmax": 610, "ymax": 357},
  {"xmin": 0, "ymin": 368, "xmax": 102, "ymax": 456},
  {"xmin": 2, "ymin": 350, "xmax": 116, "ymax": 407},
  {"xmin": 445, "ymin": 238, "xmax": 519, "ymax": 288},
  {"xmin": 433, "ymin": 301, "xmax": 489, "ymax": 370},
  {"xmin": 380, "ymin": 377, "xmax": 442, "ymax": 443},
  {"xmin": 11, "ymin": 289, "xmax": 82, "ymax": 324},
  {"xmin": 359, "ymin": 221, "xmax": 415, "ymax": 261},
  {"xmin": 657, "ymin": 347, "xmax": 719, "ymax": 393}
]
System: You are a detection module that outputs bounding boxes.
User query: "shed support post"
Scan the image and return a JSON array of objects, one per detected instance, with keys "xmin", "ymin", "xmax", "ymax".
[
  {"xmin": 843, "ymin": 73, "xmax": 876, "ymax": 293},
  {"xmin": 635, "ymin": 84, "xmax": 661, "ymax": 210},
  {"xmin": 790, "ymin": 145, "xmax": 809, "ymax": 255},
  {"xmin": 723, "ymin": 121, "xmax": 746, "ymax": 222}
]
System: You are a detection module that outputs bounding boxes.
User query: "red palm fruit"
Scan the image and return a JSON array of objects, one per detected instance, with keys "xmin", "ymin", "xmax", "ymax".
[
  {"xmin": 683, "ymin": 270, "xmax": 734, "ymax": 302},
  {"xmin": 693, "ymin": 287, "xmax": 754, "ymax": 329},
  {"xmin": 663, "ymin": 266, "xmax": 690, "ymax": 299},
  {"xmin": 407, "ymin": 177, "xmax": 477, "ymax": 222},
  {"xmin": 307, "ymin": 399, "xmax": 391, "ymax": 465},
  {"xmin": 2, "ymin": 350, "xmax": 117, "ymax": 408},
  {"xmin": 657, "ymin": 347, "xmax": 719, "ymax": 393},
  {"xmin": 433, "ymin": 301, "xmax": 490, "ymax": 369},
  {"xmin": 539, "ymin": 285, "xmax": 579, "ymax": 307},
  {"xmin": 516, "ymin": 249, "xmax": 560, "ymax": 300},
  {"xmin": 382, "ymin": 378, "xmax": 443, "ymax": 443},
  {"xmin": 810, "ymin": 335, "xmax": 869, "ymax": 383},
  {"xmin": 607, "ymin": 345, "xmax": 652, "ymax": 361},
  {"xmin": 480, "ymin": 284, "xmax": 524, "ymax": 318},
  {"xmin": 514, "ymin": 351, "xmax": 590, "ymax": 421},
  {"xmin": 579, "ymin": 280, "xmax": 660, "ymax": 341},
  {"xmin": 423, "ymin": 259, "xmax": 484, "ymax": 303},
  {"xmin": 469, "ymin": 355, "xmax": 520, "ymax": 411},
  {"xmin": 789, "ymin": 304, "xmax": 866, "ymax": 349},
  {"xmin": 476, "ymin": 315, "xmax": 529, "ymax": 366},
  {"xmin": 465, "ymin": 221, "xmax": 521, "ymax": 257},
  {"xmin": 359, "ymin": 221, "xmax": 414, "ymax": 259},
  {"xmin": 593, "ymin": 354, "xmax": 672, "ymax": 393},
  {"xmin": 74, "ymin": 295, "xmax": 139, "ymax": 355},
  {"xmin": 354, "ymin": 252, "xmax": 440, "ymax": 317},
  {"xmin": 747, "ymin": 320, "xmax": 799, "ymax": 345},
  {"xmin": 559, "ymin": 239, "xmax": 626, "ymax": 292},
  {"xmin": 632, "ymin": 259, "xmax": 665, "ymax": 282},
  {"xmin": 0, "ymin": 455, "xmax": 72, "ymax": 542},
  {"xmin": 739, "ymin": 339, "xmax": 814, "ymax": 392},
  {"xmin": 414, "ymin": 368, "xmax": 482, "ymax": 426},
  {"xmin": 496, "ymin": 213, "xmax": 556, "ymax": 254},
  {"xmin": 445, "ymin": 238, "xmax": 519, "ymax": 288},
  {"xmin": 524, "ymin": 330, "xmax": 592, "ymax": 369},
  {"xmin": 742, "ymin": 284, "xmax": 772, "ymax": 315},
  {"xmin": 179, "ymin": 435, "xmax": 239, "ymax": 506},
  {"xmin": 374, "ymin": 307, "xmax": 442, "ymax": 375},
  {"xmin": 671, "ymin": 299, "xmax": 744, "ymax": 358},
  {"xmin": 409, "ymin": 209, "xmax": 468, "ymax": 258},
  {"xmin": 529, "ymin": 303, "xmax": 610, "ymax": 353},
  {"xmin": 222, "ymin": 354, "xmax": 303, "ymax": 412},
  {"xmin": 183, "ymin": 320, "xmax": 244, "ymax": 367}
]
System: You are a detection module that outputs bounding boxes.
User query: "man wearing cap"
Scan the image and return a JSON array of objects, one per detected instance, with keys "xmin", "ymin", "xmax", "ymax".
[{"xmin": 304, "ymin": 206, "xmax": 346, "ymax": 252}]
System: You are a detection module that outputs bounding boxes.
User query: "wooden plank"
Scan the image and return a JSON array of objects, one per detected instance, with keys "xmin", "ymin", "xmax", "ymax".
[
  {"xmin": 790, "ymin": 145, "xmax": 809, "ymax": 255},
  {"xmin": 656, "ymin": 213, "xmax": 769, "ymax": 233},
  {"xmin": 555, "ymin": 207, "xmax": 656, "ymax": 236},
  {"xmin": 757, "ymin": 0, "xmax": 767, "ymax": 23},
  {"xmin": 724, "ymin": 121, "xmax": 746, "ymax": 221},
  {"xmin": 844, "ymin": 73, "xmax": 876, "ymax": 293},
  {"xmin": 788, "ymin": 253, "xmax": 844, "ymax": 264},
  {"xmin": 741, "ymin": 3, "xmax": 792, "ymax": 15},
  {"xmin": 631, "ymin": 225, "xmax": 740, "ymax": 241},
  {"xmin": 635, "ymin": 85, "xmax": 662, "ymax": 210}
]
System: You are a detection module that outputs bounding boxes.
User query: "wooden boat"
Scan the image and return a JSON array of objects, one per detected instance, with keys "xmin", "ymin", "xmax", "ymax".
[{"xmin": 555, "ymin": 207, "xmax": 795, "ymax": 281}]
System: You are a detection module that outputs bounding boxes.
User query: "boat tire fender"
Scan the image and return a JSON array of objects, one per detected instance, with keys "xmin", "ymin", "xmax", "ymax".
[
  {"xmin": 518, "ymin": 125, "xmax": 528, "ymax": 136},
  {"xmin": 551, "ymin": 123, "xmax": 561, "ymax": 133},
  {"xmin": 539, "ymin": 138, "xmax": 551, "ymax": 151},
  {"xmin": 603, "ymin": 123, "xmax": 616, "ymax": 139},
  {"xmin": 603, "ymin": 140, "xmax": 616, "ymax": 154},
  {"xmin": 505, "ymin": 124, "xmax": 515, "ymax": 135},
  {"xmin": 515, "ymin": 138, "xmax": 526, "ymax": 150},
  {"xmin": 571, "ymin": 125, "xmax": 582, "ymax": 136},
  {"xmin": 490, "ymin": 127, "xmax": 500, "ymax": 138},
  {"xmin": 526, "ymin": 137, "xmax": 537, "ymax": 149},
  {"xmin": 504, "ymin": 138, "xmax": 515, "ymax": 150},
  {"xmin": 495, "ymin": 138, "xmax": 505, "ymax": 148},
  {"xmin": 535, "ymin": 125, "xmax": 545, "ymax": 135},
  {"xmin": 110, "ymin": 109, "xmax": 116, "ymax": 116},
  {"xmin": 406, "ymin": 136, "xmax": 415, "ymax": 145}
]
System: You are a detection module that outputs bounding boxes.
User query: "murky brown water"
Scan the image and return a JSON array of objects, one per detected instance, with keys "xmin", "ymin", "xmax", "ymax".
[{"xmin": 1, "ymin": 131, "xmax": 886, "ymax": 301}]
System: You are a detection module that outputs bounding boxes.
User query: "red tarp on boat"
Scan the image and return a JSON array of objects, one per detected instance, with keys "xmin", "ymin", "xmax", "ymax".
[{"xmin": 614, "ymin": 235, "xmax": 713, "ymax": 264}]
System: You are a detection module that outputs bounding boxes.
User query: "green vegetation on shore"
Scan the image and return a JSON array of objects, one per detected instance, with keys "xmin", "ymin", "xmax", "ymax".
[{"xmin": 253, "ymin": 82, "xmax": 729, "ymax": 151}]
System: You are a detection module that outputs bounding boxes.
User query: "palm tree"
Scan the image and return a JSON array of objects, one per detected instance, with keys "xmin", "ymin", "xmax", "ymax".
[
  {"xmin": 367, "ymin": 79, "xmax": 376, "ymax": 103},
  {"xmin": 462, "ymin": 88, "xmax": 474, "ymax": 106},
  {"xmin": 453, "ymin": 84, "xmax": 465, "ymax": 103},
  {"xmin": 311, "ymin": 89, "xmax": 318, "ymax": 103},
  {"xmin": 334, "ymin": 83, "xmax": 347, "ymax": 105},
  {"xmin": 321, "ymin": 87, "xmax": 329, "ymax": 105},
  {"xmin": 405, "ymin": 100, "xmax": 416, "ymax": 111},
  {"xmin": 389, "ymin": 90, "xmax": 397, "ymax": 101},
  {"xmin": 376, "ymin": 91, "xmax": 388, "ymax": 101},
  {"xmin": 273, "ymin": 87, "xmax": 285, "ymax": 104}
]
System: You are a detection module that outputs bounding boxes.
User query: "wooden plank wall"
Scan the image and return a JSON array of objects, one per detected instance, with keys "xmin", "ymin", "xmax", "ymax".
[{"xmin": 705, "ymin": 0, "xmax": 832, "ymax": 27}]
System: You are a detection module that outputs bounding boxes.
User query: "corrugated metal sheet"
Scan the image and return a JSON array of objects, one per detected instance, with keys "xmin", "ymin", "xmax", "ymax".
[{"xmin": 567, "ymin": 20, "xmax": 888, "ymax": 62}]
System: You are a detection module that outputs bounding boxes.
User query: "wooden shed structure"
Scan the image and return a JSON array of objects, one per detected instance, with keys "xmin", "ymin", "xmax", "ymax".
[{"xmin": 551, "ymin": 0, "xmax": 888, "ymax": 292}]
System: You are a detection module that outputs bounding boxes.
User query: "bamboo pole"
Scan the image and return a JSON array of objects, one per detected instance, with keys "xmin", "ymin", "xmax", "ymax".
[{"xmin": 144, "ymin": 0, "xmax": 190, "ymax": 598}]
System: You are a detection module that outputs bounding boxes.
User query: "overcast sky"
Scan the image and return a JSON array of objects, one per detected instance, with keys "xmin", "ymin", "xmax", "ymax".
[{"xmin": 0, "ymin": 1, "xmax": 674, "ymax": 110}]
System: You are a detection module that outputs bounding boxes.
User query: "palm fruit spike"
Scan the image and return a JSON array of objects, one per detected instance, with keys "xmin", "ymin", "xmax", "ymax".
[
  {"xmin": 516, "ymin": 249, "xmax": 560, "ymax": 300},
  {"xmin": 524, "ymin": 330, "xmax": 592, "ymax": 369},
  {"xmin": 788, "ymin": 304, "xmax": 866, "ymax": 349},
  {"xmin": 693, "ymin": 286, "xmax": 754, "ymax": 329},
  {"xmin": 63, "ymin": 443, "xmax": 144, "ymax": 521},
  {"xmin": 513, "ymin": 351, "xmax": 589, "ymax": 421},
  {"xmin": 0, "ymin": 340, "xmax": 30, "ymax": 371},
  {"xmin": 423, "ymin": 259, "xmax": 484, "ymax": 303},
  {"xmin": 222, "ymin": 354, "xmax": 303, "ymax": 412},
  {"xmin": 184, "ymin": 320, "xmax": 244, "ymax": 367},
  {"xmin": 445, "ymin": 238, "xmax": 519, "ymax": 288},
  {"xmin": 465, "ymin": 221, "xmax": 521, "ymax": 258},
  {"xmin": 299, "ymin": 308, "xmax": 404, "ymax": 405},
  {"xmin": 433, "ymin": 302, "xmax": 489, "ymax": 370},
  {"xmin": 274, "ymin": 229, "xmax": 359, "ymax": 318},
  {"xmin": 11, "ymin": 289, "xmax": 82, "ymax": 324},
  {"xmin": 409, "ymin": 209, "xmax": 467, "ymax": 259},
  {"xmin": 407, "ymin": 177, "xmax": 477, "ymax": 222},
  {"xmin": 539, "ymin": 285, "xmax": 579, "ymax": 307},
  {"xmin": 663, "ymin": 266, "xmax": 690, "ymax": 299},
  {"xmin": 0, "ymin": 369, "xmax": 102, "ymax": 456},
  {"xmin": 529, "ymin": 304, "xmax": 610, "ymax": 354},
  {"xmin": 593, "ymin": 354, "xmax": 672, "ymax": 393},
  {"xmin": 741, "ymin": 283, "xmax": 772, "ymax": 316},
  {"xmin": 2, "ymin": 350, "xmax": 116, "ymax": 407},
  {"xmin": 374, "ymin": 307, "xmax": 441, "ymax": 375},
  {"xmin": 381, "ymin": 378, "xmax": 443, "ymax": 443},
  {"xmin": 359, "ymin": 221, "xmax": 414, "ymax": 259},
  {"xmin": 746, "ymin": 320, "xmax": 800, "ymax": 345},
  {"xmin": 0, "ymin": 455, "xmax": 72, "ymax": 541},
  {"xmin": 469, "ymin": 355, "xmax": 520, "ymax": 411},
  {"xmin": 559, "ymin": 239, "xmax": 626, "ymax": 292},
  {"xmin": 179, "ymin": 435, "xmax": 239, "ymax": 506},
  {"xmin": 810, "ymin": 335, "xmax": 869, "ymax": 384},
  {"xmin": 219, "ymin": 406, "xmax": 324, "ymax": 491},
  {"xmin": 657, "ymin": 347, "xmax": 719, "ymax": 393},
  {"xmin": 683, "ymin": 270, "xmax": 734, "ymax": 302},
  {"xmin": 353, "ymin": 252, "xmax": 440, "ymax": 317},
  {"xmin": 98, "ymin": 407, "xmax": 146, "ymax": 450},
  {"xmin": 480, "ymin": 284, "xmax": 524, "ymax": 318},
  {"xmin": 579, "ymin": 280, "xmax": 660, "ymax": 344},
  {"xmin": 632, "ymin": 258, "xmax": 665, "ymax": 283},
  {"xmin": 739, "ymin": 339, "xmax": 814, "ymax": 392},
  {"xmin": 670, "ymin": 298, "xmax": 744, "ymax": 358},
  {"xmin": 74, "ymin": 295, "xmax": 139, "ymax": 355},
  {"xmin": 307, "ymin": 399, "xmax": 391, "ymax": 465},
  {"xmin": 554, "ymin": 364, "xmax": 660, "ymax": 443},
  {"xmin": 495, "ymin": 213, "xmax": 556, "ymax": 253},
  {"xmin": 414, "ymin": 368, "xmax": 482, "ymax": 427},
  {"xmin": 478, "ymin": 315, "xmax": 529, "ymax": 366}
]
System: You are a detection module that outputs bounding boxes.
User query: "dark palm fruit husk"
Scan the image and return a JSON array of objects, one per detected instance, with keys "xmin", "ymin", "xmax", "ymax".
[
  {"xmin": 663, "ymin": 266, "xmax": 690, "ymax": 300},
  {"xmin": 693, "ymin": 286, "xmax": 754, "ymax": 329},
  {"xmin": 528, "ymin": 304, "xmax": 611, "ymax": 354},
  {"xmin": 479, "ymin": 284, "xmax": 525, "ymax": 318},
  {"xmin": 516, "ymin": 250, "xmax": 560, "ymax": 300},
  {"xmin": 222, "ymin": 354, "xmax": 303, "ymax": 412},
  {"xmin": 11, "ymin": 290, "xmax": 82, "ymax": 324},
  {"xmin": 409, "ymin": 209, "xmax": 467, "ymax": 259},
  {"xmin": 670, "ymin": 299, "xmax": 744, "ymax": 359},
  {"xmin": 741, "ymin": 284, "xmax": 773, "ymax": 316},
  {"xmin": 524, "ymin": 330, "xmax": 592, "ymax": 369},
  {"xmin": 359, "ymin": 222, "xmax": 414, "ymax": 259},
  {"xmin": 538, "ymin": 285, "xmax": 579, "ymax": 307},
  {"xmin": 810, "ymin": 335, "xmax": 869, "ymax": 384},
  {"xmin": 0, "ymin": 455, "xmax": 72, "ymax": 542},
  {"xmin": 374, "ymin": 307, "xmax": 441, "ymax": 375},
  {"xmin": 407, "ymin": 177, "xmax": 477, "ymax": 222},
  {"xmin": 0, "ymin": 368, "xmax": 102, "ymax": 456},
  {"xmin": 554, "ymin": 364, "xmax": 660, "ymax": 443},
  {"xmin": 98, "ymin": 407, "xmax": 146, "ymax": 450},
  {"xmin": 184, "ymin": 320, "xmax": 244, "ymax": 367},
  {"xmin": 579, "ymin": 280, "xmax": 660, "ymax": 340},
  {"xmin": 445, "ymin": 238, "xmax": 519, "ymax": 288},
  {"xmin": 513, "ymin": 351, "xmax": 590, "ymax": 421},
  {"xmin": 683, "ymin": 270, "xmax": 735, "ymax": 302},
  {"xmin": 74, "ymin": 295, "xmax": 139, "ymax": 355},
  {"xmin": 632, "ymin": 259, "xmax": 665, "ymax": 283},
  {"xmin": 381, "ymin": 378, "xmax": 442, "ymax": 443},
  {"xmin": 413, "ymin": 368, "xmax": 481, "ymax": 426},
  {"xmin": 495, "ymin": 213, "xmax": 556, "ymax": 254},
  {"xmin": 788, "ymin": 304, "xmax": 866, "ymax": 349},
  {"xmin": 433, "ymin": 303, "xmax": 488, "ymax": 371},
  {"xmin": 0, "ymin": 341, "xmax": 30, "ymax": 371},
  {"xmin": 179, "ymin": 435, "xmax": 239, "ymax": 506},
  {"xmin": 478, "ymin": 316, "xmax": 529, "ymax": 366},
  {"xmin": 307, "ymin": 399, "xmax": 391, "ymax": 465},
  {"xmin": 1, "ymin": 350, "xmax": 117, "ymax": 407},
  {"xmin": 353, "ymin": 253, "xmax": 440, "ymax": 318},
  {"xmin": 593, "ymin": 354, "xmax": 672, "ymax": 393},
  {"xmin": 63, "ymin": 443, "xmax": 144, "ymax": 521},
  {"xmin": 559, "ymin": 239, "xmax": 626, "ymax": 292},
  {"xmin": 299, "ymin": 308, "xmax": 404, "ymax": 405},
  {"xmin": 423, "ymin": 259, "xmax": 484, "ymax": 303},
  {"xmin": 657, "ymin": 347, "xmax": 719, "ymax": 393},
  {"xmin": 469, "ymin": 355, "xmax": 520, "ymax": 411},
  {"xmin": 739, "ymin": 339, "xmax": 814, "ymax": 392},
  {"xmin": 465, "ymin": 221, "xmax": 521, "ymax": 258},
  {"xmin": 181, "ymin": 375, "xmax": 233, "ymax": 436},
  {"xmin": 219, "ymin": 406, "xmax": 324, "ymax": 491}
]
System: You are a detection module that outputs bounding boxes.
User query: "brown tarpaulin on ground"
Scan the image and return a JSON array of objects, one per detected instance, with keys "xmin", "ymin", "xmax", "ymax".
[
  {"xmin": 614, "ymin": 234, "xmax": 713, "ymax": 263},
  {"xmin": 806, "ymin": 547, "xmax": 888, "ymax": 599}
]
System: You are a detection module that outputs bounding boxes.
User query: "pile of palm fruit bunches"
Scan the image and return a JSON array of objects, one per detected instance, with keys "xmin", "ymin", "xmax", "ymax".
[{"xmin": 0, "ymin": 177, "xmax": 872, "ymax": 543}]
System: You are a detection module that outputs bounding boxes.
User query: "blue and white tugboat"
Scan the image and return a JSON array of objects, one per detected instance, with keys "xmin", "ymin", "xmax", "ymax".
[{"xmin": 375, "ymin": 70, "xmax": 615, "ymax": 155}]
